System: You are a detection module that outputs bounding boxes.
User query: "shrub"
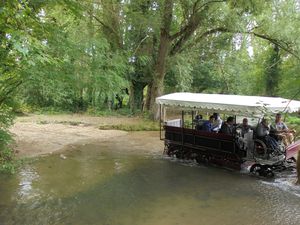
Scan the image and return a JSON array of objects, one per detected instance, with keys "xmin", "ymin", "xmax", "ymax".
[
  {"xmin": 0, "ymin": 105, "xmax": 15, "ymax": 173},
  {"xmin": 287, "ymin": 116, "xmax": 300, "ymax": 125}
]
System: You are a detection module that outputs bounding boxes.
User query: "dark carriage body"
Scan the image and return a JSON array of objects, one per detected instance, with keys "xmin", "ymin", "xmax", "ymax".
[{"xmin": 164, "ymin": 125, "xmax": 243, "ymax": 170}]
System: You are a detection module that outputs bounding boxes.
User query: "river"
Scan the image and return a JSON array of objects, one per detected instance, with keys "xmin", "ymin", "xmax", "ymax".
[{"xmin": 0, "ymin": 131, "xmax": 300, "ymax": 225}]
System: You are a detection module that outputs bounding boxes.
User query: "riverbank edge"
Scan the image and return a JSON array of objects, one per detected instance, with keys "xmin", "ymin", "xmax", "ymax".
[{"xmin": 9, "ymin": 114, "xmax": 159, "ymax": 159}]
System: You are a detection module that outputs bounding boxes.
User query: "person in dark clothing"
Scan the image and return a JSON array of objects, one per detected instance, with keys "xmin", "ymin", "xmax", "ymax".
[
  {"xmin": 194, "ymin": 114, "xmax": 204, "ymax": 130},
  {"xmin": 257, "ymin": 118, "xmax": 279, "ymax": 151},
  {"xmin": 220, "ymin": 116, "xmax": 234, "ymax": 135},
  {"xmin": 202, "ymin": 115, "xmax": 214, "ymax": 132}
]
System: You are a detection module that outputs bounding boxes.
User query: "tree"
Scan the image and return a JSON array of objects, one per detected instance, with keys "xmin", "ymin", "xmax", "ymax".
[
  {"xmin": 0, "ymin": 0, "xmax": 48, "ymax": 172},
  {"xmin": 19, "ymin": 2, "xmax": 129, "ymax": 112},
  {"xmin": 264, "ymin": 44, "xmax": 281, "ymax": 96}
]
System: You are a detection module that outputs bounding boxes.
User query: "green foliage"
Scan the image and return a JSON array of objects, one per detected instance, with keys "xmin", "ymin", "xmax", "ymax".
[
  {"xmin": 1, "ymin": 0, "xmax": 300, "ymax": 122},
  {"xmin": 0, "ymin": 105, "xmax": 15, "ymax": 173},
  {"xmin": 16, "ymin": 3, "xmax": 129, "ymax": 112},
  {"xmin": 279, "ymin": 57, "xmax": 300, "ymax": 100},
  {"xmin": 167, "ymin": 54, "xmax": 194, "ymax": 91},
  {"xmin": 264, "ymin": 45, "xmax": 281, "ymax": 96},
  {"xmin": 4, "ymin": 0, "xmax": 299, "ymax": 116},
  {"xmin": 287, "ymin": 116, "xmax": 300, "ymax": 126}
]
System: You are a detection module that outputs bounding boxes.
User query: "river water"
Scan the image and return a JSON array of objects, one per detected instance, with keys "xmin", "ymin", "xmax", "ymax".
[{"xmin": 0, "ymin": 131, "xmax": 300, "ymax": 225}]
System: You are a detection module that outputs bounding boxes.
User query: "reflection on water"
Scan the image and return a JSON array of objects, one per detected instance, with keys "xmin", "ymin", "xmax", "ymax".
[
  {"xmin": 18, "ymin": 166, "xmax": 39, "ymax": 200},
  {"xmin": 0, "ymin": 131, "xmax": 300, "ymax": 225}
]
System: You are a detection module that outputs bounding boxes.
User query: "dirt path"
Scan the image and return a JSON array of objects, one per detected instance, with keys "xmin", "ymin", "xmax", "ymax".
[{"xmin": 10, "ymin": 114, "xmax": 150, "ymax": 158}]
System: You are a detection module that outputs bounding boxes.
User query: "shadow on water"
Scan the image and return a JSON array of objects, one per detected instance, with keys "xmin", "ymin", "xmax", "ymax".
[{"xmin": 1, "ymin": 131, "xmax": 300, "ymax": 225}]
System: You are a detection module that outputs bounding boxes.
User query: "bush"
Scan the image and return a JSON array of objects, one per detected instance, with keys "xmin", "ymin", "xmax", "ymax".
[
  {"xmin": 287, "ymin": 116, "xmax": 300, "ymax": 125},
  {"xmin": 0, "ymin": 105, "xmax": 15, "ymax": 173}
]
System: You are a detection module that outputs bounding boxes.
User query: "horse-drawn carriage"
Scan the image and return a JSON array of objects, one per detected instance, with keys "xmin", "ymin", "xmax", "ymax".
[{"xmin": 156, "ymin": 93, "xmax": 300, "ymax": 177}]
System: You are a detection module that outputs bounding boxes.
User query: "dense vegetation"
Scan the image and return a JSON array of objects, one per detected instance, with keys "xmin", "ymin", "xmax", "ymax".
[{"xmin": 1, "ymin": 0, "xmax": 300, "ymax": 172}]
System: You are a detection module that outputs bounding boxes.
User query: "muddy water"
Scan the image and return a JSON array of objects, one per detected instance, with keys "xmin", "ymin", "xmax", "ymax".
[{"xmin": 1, "ymin": 132, "xmax": 300, "ymax": 225}]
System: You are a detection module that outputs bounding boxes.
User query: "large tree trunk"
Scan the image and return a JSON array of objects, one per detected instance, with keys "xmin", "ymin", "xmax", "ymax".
[
  {"xmin": 147, "ymin": 34, "xmax": 170, "ymax": 119},
  {"xmin": 148, "ymin": 77, "xmax": 164, "ymax": 119},
  {"xmin": 147, "ymin": 0, "xmax": 173, "ymax": 119},
  {"xmin": 129, "ymin": 81, "xmax": 146, "ymax": 113},
  {"xmin": 148, "ymin": 36, "xmax": 171, "ymax": 119}
]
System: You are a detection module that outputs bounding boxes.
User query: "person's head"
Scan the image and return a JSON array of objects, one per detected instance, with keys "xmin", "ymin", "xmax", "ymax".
[
  {"xmin": 213, "ymin": 112, "xmax": 219, "ymax": 120},
  {"xmin": 242, "ymin": 118, "xmax": 248, "ymax": 126},
  {"xmin": 227, "ymin": 116, "xmax": 234, "ymax": 125},
  {"xmin": 209, "ymin": 115, "xmax": 214, "ymax": 122},
  {"xmin": 195, "ymin": 114, "xmax": 203, "ymax": 120},
  {"xmin": 275, "ymin": 113, "xmax": 282, "ymax": 122}
]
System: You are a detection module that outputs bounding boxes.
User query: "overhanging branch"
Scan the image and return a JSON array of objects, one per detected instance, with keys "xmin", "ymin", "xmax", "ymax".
[
  {"xmin": 251, "ymin": 32, "xmax": 299, "ymax": 59},
  {"xmin": 87, "ymin": 9, "xmax": 122, "ymax": 48},
  {"xmin": 170, "ymin": 0, "xmax": 226, "ymax": 41},
  {"xmin": 172, "ymin": 26, "xmax": 299, "ymax": 60},
  {"xmin": 170, "ymin": 27, "xmax": 229, "ymax": 55}
]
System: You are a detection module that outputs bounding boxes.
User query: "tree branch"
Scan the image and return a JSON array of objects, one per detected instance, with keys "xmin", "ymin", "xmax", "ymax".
[
  {"xmin": 170, "ymin": 27, "xmax": 229, "ymax": 55},
  {"xmin": 87, "ymin": 9, "xmax": 122, "ymax": 48},
  {"xmin": 132, "ymin": 35, "xmax": 149, "ymax": 56},
  {"xmin": 195, "ymin": 0, "xmax": 227, "ymax": 13},
  {"xmin": 0, "ymin": 80, "xmax": 23, "ymax": 106},
  {"xmin": 172, "ymin": 26, "xmax": 299, "ymax": 60},
  {"xmin": 251, "ymin": 32, "xmax": 299, "ymax": 59},
  {"xmin": 170, "ymin": 0, "xmax": 226, "ymax": 40}
]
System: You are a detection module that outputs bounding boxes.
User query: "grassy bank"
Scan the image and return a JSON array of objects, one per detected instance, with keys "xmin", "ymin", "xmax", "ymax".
[{"xmin": 98, "ymin": 121, "xmax": 159, "ymax": 131}]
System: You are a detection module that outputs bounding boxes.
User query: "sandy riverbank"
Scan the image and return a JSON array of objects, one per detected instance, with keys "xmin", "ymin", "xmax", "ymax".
[{"xmin": 9, "ymin": 114, "xmax": 154, "ymax": 158}]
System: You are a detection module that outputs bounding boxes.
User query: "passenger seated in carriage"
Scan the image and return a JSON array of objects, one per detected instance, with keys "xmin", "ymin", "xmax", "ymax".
[
  {"xmin": 235, "ymin": 118, "xmax": 253, "ymax": 152},
  {"xmin": 194, "ymin": 114, "xmax": 205, "ymax": 130},
  {"xmin": 202, "ymin": 115, "xmax": 214, "ymax": 132},
  {"xmin": 237, "ymin": 118, "xmax": 252, "ymax": 137},
  {"xmin": 220, "ymin": 116, "xmax": 234, "ymax": 135},
  {"xmin": 212, "ymin": 113, "xmax": 222, "ymax": 132},
  {"xmin": 256, "ymin": 118, "xmax": 279, "ymax": 151},
  {"xmin": 271, "ymin": 113, "xmax": 295, "ymax": 146}
]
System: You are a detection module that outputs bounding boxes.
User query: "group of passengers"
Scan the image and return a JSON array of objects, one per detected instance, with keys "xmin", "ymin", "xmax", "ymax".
[
  {"xmin": 194, "ymin": 113, "xmax": 295, "ymax": 148},
  {"xmin": 257, "ymin": 114, "xmax": 295, "ymax": 149},
  {"xmin": 195, "ymin": 113, "xmax": 234, "ymax": 135}
]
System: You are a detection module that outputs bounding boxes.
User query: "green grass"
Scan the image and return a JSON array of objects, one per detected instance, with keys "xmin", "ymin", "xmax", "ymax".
[
  {"xmin": 99, "ymin": 121, "xmax": 159, "ymax": 131},
  {"xmin": 87, "ymin": 107, "xmax": 135, "ymax": 117},
  {"xmin": 287, "ymin": 116, "xmax": 300, "ymax": 125},
  {"xmin": 286, "ymin": 116, "xmax": 300, "ymax": 139},
  {"xmin": 37, "ymin": 120, "xmax": 88, "ymax": 126}
]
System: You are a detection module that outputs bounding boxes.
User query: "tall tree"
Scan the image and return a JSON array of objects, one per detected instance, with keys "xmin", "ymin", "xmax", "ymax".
[{"xmin": 264, "ymin": 44, "xmax": 281, "ymax": 96}]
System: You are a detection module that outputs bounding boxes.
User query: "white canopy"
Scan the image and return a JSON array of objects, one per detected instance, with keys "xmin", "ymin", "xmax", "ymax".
[{"xmin": 156, "ymin": 93, "xmax": 300, "ymax": 116}]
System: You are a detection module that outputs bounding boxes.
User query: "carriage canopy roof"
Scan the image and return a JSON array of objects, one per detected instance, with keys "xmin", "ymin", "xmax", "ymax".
[{"xmin": 156, "ymin": 93, "xmax": 300, "ymax": 116}]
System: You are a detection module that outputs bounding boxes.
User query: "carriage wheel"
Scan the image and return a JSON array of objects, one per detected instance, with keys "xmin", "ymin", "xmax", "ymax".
[
  {"xmin": 264, "ymin": 168, "xmax": 275, "ymax": 178},
  {"xmin": 196, "ymin": 154, "xmax": 210, "ymax": 165},
  {"xmin": 250, "ymin": 164, "xmax": 274, "ymax": 178},
  {"xmin": 164, "ymin": 143, "xmax": 177, "ymax": 156},
  {"xmin": 254, "ymin": 139, "xmax": 268, "ymax": 159},
  {"xmin": 250, "ymin": 164, "xmax": 262, "ymax": 176}
]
